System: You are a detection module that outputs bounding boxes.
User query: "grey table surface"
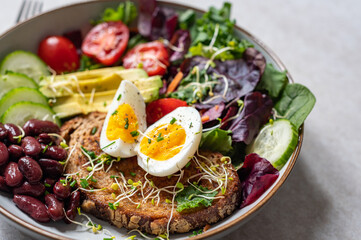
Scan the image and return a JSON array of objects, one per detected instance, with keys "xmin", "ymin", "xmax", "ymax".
[{"xmin": 1, "ymin": 0, "xmax": 360, "ymax": 239}]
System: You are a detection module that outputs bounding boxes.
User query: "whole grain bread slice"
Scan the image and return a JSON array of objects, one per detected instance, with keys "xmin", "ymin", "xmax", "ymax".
[{"xmin": 61, "ymin": 112, "xmax": 241, "ymax": 235}]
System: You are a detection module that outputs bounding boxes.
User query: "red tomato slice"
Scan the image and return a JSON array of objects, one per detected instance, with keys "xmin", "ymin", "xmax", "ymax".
[
  {"xmin": 38, "ymin": 36, "xmax": 79, "ymax": 73},
  {"xmin": 123, "ymin": 41, "xmax": 169, "ymax": 76},
  {"xmin": 146, "ymin": 98, "xmax": 188, "ymax": 125},
  {"xmin": 82, "ymin": 21, "xmax": 129, "ymax": 66}
]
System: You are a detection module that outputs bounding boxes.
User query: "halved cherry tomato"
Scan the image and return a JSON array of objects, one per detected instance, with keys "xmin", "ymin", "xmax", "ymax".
[
  {"xmin": 123, "ymin": 41, "xmax": 169, "ymax": 76},
  {"xmin": 146, "ymin": 98, "xmax": 188, "ymax": 125},
  {"xmin": 82, "ymin": 21, "xmax": 129, "ymax": 66},
  {"xmin": 38, "ymin": 36, "xmax": 79, "ymax": 73}
]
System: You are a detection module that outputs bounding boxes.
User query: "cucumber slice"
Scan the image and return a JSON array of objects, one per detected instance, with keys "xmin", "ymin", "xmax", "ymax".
[
  {"xmin": 0, "ymin": 87, "xmax": 48, "ymax": 118},
  {"xmin": 1, "ymin": 102, "xmax": 60, "ymax": 126},
  {"xmin": 246, "ymin": 119, "xmax": 299, "ymax": 170},
  {"xmin": 0, "ymin": 72, "xmax": 38, "ymax": 99},
  {"xmin": 0, "ymin": 50, "xmax": 49, "ymax": 83}
]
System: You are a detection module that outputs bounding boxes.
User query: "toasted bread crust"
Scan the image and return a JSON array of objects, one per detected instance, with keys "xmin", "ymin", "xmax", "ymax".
[{"xmin": 61, "ymin": 112, "xmax": 241, "ymax": 235}]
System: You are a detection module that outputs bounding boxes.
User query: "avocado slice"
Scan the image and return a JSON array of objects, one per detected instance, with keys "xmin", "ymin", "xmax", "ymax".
[{"xmin": 39, "ymin": 68, "xmax": 148, "ymax": 98}]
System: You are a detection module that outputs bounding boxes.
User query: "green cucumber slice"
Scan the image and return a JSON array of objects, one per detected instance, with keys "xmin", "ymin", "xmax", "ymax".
[
  {"xmin": 0, "ymin": 50, "xmax": 49, "ymax": 83},
  {"xmin": 1, "ymin": 102, "xmax": 60, "ymax": 126},
  {"xmin": 0, "ymin": 87, "xmax": 48, "ymax": 118},
  {"xmin": 0, "ymin": 72, "xmax": 38, "ymax": 99},
  {"xmin": 246, "ymin": 119, "xmax": 299, "ymax": 170}
]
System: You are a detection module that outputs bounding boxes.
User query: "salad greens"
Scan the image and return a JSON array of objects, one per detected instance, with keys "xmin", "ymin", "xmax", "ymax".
[
  {"xmin": 175, "ymin": 185, "xmax": 218, "ymax": 212},
  {"xmin": 180, "ymin": 2, "xmax": 253, "ymax": 61},
  {"xmin": 95, "ymin": 1, "xmax": 137, "ymax": 25},
  {"xmin": 275, "ymin": 83, "xmax": 316, "ymax": 129},
  {"xmin": 200, "ymin": 128, "xmax": 233, "ymax": 155},
  {"xmin": 256, "ymin": 63, "xmax": 288, "ymax": 99}
]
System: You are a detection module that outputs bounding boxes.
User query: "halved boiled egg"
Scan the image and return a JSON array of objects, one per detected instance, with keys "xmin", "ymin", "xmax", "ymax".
[
  {"xmin": 135, "ymin": 107, "xmax": 202, "ymax": 177},
  {"xmin": 100, "ymin": 80, "xmax": 146, "ymax": 157}
]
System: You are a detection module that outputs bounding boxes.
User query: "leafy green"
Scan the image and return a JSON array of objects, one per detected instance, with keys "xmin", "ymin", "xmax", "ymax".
[
  {"xmin": 186, "ymin": 2, "xmax": 253, "ymax": 60},
  {"xmin": 275, "ymin": 83, "xmax": 316, "ymax": 129},
  {"xmin": 97, "ymin": 1, "xmax": 137, "ymax": 25},
  {"xmin": 179, "ymin": 9, "xmax": 196, "ymax": 28},
  {"xmin": 78, "ymin": 55, "xmax": 104, "ymax": 71},
  {"xmin": 169, "ymin": 68, "xmax": 216, "ymax": 104},
  {"xmin": 200, "ymin": 128, "xmax": 233, "ymax": 154},
  {"xmin": 176, "ymin": 185, "xmax": 217, "ymax": 212},
  {"xmin": 256, "ymin": 64, "xmax": 288, "ymax": 99},
  {"xmin": 127, "ymin": 34, "xmax": 147, "ymax": 50},
  {"xmin": 189, "ymin": 229, "xmax": 203, "ymax": 237}
]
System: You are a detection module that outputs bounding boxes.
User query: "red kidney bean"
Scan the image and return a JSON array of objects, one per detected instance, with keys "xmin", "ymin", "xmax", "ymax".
[
  {"xmin": 42, "ymin": 145, "xmax": 67, "ymax": 161},
  {"xmin": 0, "ymin": 123, "xmax": 8, "ymax": 140},
  {"xmin": 64, "ymin": 191, "xmax": 80, "ymax": 224},
  {"xmin": 13, "ymin": 195, "xmax": 50, "ymax": 222},
  {"xmin": 37, "ymin": 133, "xmax": 52, "ymax": 145},
  {"xmin": 38, "ymin": 159, "xmax": 63, "ymax": 178},
  {"xmin": 21, "ymin": 136, "xmax": 41, "ymax": 158},
  {"xmin": 18, "ymin": 157, "xmax": 43, "ymax": 184},
  {"xmin": 0, "ymin": 142, "xmax": 9, "ymax": 166},
  {"xmin": 0, "ymin": 176, "xmax": 11, "ymax": 192},
  {"xmin": 53, "ymin": 179, "xmax": 71, "ymax": 200},
  {"xmin": 23, "ymin": 119, "xmax": 60, "ymax": 136},
  {"xmin": 8, "ymin": 145, "xmax": 24, "ymax": 162},
  {"xmin": 4, "ymin": 124, "xmax": 22, "ymax": 144},
  {"xmin": 4, "ymin": 162, "xmax": 23, "ymax": 187},
  {"xmin": 45, "ymin": 194, "xmax": 64, "ymax": 221},
  {"xmin": 13, "ymin": 181, "xmax": 45, "ymax": 197},
  {"xmin": 44, "ymin": 178, "xmax": 56, "ymax": 191}
]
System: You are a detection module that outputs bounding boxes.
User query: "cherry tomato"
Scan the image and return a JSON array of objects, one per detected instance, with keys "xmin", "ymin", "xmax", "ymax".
[
  {"xmin": 38, "ymin": 36, "xmax": 79, "ymax": 73},
  {"xmin": 123, "ymin": 41, "xmax": 169, "ymax": 76},
  {"xmin": 146, "ymin": 98, "xmax": 188, "ymax": 125},
  {"xmin": 82, "ymin": 21, "xmax": 129, "ymax": 66}
]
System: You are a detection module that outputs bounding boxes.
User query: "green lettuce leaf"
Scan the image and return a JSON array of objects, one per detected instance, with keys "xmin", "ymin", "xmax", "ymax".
[
  {"xmin": 96, "ymin": 1, "xmax": 137, "ymax": 25},
  {"xmin": 176, "ymin": 185, "xmax": 218, "ymax": 212},
  {"xmin": 256, "ymin": 64, "xmax": 288, "ymax": 99},
  {"xmin": 275, "ymin": 83, "xmax": 316, "ymax": 129},
  {"xmin": 200, "ymin": 128, "xmax": 233, "ymax": 154}
]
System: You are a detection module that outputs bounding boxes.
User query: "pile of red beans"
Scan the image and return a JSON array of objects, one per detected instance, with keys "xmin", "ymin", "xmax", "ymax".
[{"xmin": 0, "ymin": 119, "xmax": 79, "ymax": 223}]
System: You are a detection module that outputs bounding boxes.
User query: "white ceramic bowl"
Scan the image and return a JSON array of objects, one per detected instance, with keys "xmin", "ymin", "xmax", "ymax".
[{"xmin": 0, "ymin": 1, "xmax": 303, "ymax": 239}]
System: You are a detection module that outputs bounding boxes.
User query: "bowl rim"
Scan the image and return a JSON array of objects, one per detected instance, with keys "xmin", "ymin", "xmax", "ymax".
[{"xmin": 0, "ymin": 1, "xmax": 303, "ymax": 239}]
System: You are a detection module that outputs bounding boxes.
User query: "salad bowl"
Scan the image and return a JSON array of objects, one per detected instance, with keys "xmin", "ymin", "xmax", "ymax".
[{"xmin": 0, "ymin": 1, "xmax": 303, "ymax": 239}]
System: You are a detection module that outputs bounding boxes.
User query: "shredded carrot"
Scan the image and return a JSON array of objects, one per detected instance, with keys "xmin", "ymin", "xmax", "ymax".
[
  {"xmin": 166, "ymin": 71, "xmax": 183, "ymax": 94},
  {"xmin": 215, "ymin": 105, "xmax": 219, "ymax": 111},
  {"xmin": 201, "ymin": 115, "xmax": 210, "ymax": 122}
]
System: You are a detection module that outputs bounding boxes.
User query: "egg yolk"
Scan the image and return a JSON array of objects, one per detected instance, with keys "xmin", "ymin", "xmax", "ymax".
[
  {"xmin": 140, "ymin": 123, "xmax": 186, "ymax": 161},
  {"xmin": 106, "ymin": 104, "xmax": 139, "ymax": 143}
]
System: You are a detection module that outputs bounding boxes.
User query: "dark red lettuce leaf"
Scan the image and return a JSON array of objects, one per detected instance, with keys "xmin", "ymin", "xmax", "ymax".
[
  {"xmin": 238, "ymin": 153, "xmax": 279, "ymax": 208},
  {"xmin": 137, "ymin": 0, "xmax": 156, "ymax": 37},
  {"xmin": 138, "ymin": 0, "xmax": 178, "ymax": 41},
  {"xmin": 220, "ymin": 104, "xmax": 238, "ymax": 129},
  {"xmin": 168, "ymin": 30, "xmax": 191, "ymax": 64},
  {"xmin": 228, "ymin": 91, "xmax": 273, "ymax": 144},
  {"xmin": 150, "ymin": 7, "xmax": 178, "ymax": 40}
]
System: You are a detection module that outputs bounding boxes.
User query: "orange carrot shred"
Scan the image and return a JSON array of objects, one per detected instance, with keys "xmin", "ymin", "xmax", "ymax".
[
  {"xmin": 201, "ymin": 115, "xmax": 210, "ymax": 122},
  {"xmin": 166, "ymin": 71, "xmax": 184, "ymax": 94}
]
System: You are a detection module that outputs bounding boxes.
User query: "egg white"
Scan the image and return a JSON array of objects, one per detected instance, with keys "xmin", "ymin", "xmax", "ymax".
[
  {"xmin": 100, "ymin": 80, "xmax": 146, "ymax": 158},
  {"xmin": 135, "ymin": 107, "xmax": 202, "ymax": 177}
]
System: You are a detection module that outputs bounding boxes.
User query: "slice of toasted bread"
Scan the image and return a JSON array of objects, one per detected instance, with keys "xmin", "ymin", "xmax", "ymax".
[{"xmin": 61, "ymin": 112, "xmax": 241, "ymax": 235}]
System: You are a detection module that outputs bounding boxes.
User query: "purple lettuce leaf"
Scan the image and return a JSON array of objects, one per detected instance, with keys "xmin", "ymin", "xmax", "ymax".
[
  {"xmin": 201, "ymin": 102, "xmax": 225, "ymax": 124},
  {"xmin": 150, "ymin": 7, "xmax": 178, "ymax": 41},
  {"xmin": 168, "ymin": 30, "xmax": 191, "ymax": 64},
  {"xmin": 138, "ymin": 0, "xmax": 178, "ymax": 41},
  {"xmin": 238, "ymin": 153, "xmax": 279, "ymax": 208},
  {"xmin": 228, "ymin": 91, "xmax": 273, "ymax": 144},
  {"xmin": 137, "ymin": 0, "xmax": 156, "ymax": 37}
]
